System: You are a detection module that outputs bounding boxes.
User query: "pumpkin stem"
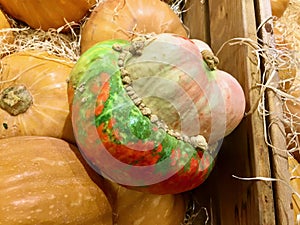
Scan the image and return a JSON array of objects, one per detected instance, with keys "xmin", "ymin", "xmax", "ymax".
[
  {"xmin": 201, "ymin": 50, "xmax": 219, "ymax": 70},
  {"xmin": 0, "ymin": 85, "xmax": 33, "ymax": 116}
]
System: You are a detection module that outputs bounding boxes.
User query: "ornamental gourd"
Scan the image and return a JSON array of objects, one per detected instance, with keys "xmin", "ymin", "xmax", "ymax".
[
  {"xmin": 0, "ymin": 51, "xmax": 75, "ymax": 143},
  {"xmin": 68, "ymin": 33, "xmax": 246, "ymax": 194},
  {"xmin": 0, "ymin": 136, "xmax": 113, "ymax": 225},
  {"xmin": 80, "ymin": 0, "xmax": 187, "ymax": 53},
  {"xmin": 0, "ymin": 0, "xmax": 97, "ymax": 30}
]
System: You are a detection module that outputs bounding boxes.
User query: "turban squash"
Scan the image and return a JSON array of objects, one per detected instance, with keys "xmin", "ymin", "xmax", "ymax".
[{"xmin": 68, "ymin": 33, "xmax": 245, "ymax": 194}]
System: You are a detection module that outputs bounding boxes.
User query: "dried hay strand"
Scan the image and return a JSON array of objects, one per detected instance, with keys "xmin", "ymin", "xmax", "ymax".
[
  {"xmin": 0, "ymin": 20, "xmax": 81, "ymax": 63},
  {"xmin": 162, "ymin": 0, "xmax": 188, "ymax": 17},
  {"xmin": 0, "ymin": 0, "xmax": 107, "ymax": 61},
  {"xmin": 180, "ymin": 193, "xmax": 210, "ymax": 225},
  {"xmin": 274, "ymin": 1, "xmax": 300, "ymax": 223}
]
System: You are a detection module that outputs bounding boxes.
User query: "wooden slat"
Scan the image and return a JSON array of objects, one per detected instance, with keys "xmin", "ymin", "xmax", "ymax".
[
  {"xmin": 207, "ymin": 0, "xmax": 276, "ymax": 224},
  {"xmin": 255, "ymin": 0, "xmax": 294, "ymax": 224},
  {"xmin": 183, "ymin": 0, "xmax": 210, "ymax": 43}
]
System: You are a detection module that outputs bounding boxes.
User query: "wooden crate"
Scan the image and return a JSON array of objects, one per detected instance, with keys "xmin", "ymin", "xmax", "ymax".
[{"xmin": 182, "ymin": 0, "xmax": 293, "ymax": 224}]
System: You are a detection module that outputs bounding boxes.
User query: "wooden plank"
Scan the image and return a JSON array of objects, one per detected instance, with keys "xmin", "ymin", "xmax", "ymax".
[
  {"xmin": 206, "ymin": 0, "xmax": 276, "ymax": 224},
  {"xmin": 183, "ymin": 0, "xmax": 210, "ymax": 43},
  {"xmin": 255, "ymin": 0, "xmax": 294, "ymax": 224}
]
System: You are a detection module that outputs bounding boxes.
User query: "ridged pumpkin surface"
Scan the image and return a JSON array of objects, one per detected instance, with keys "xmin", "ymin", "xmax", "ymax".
[
  {"xmin": 68, "ymin": 34, "xmax": 219, "ymax": 194},
  {"xmin": 80, "ymin": 0, "xmax": 187, "ymax": 53},
  {"xmin": 0, "ymin": 51, "xmax": 75, "ymax": 143},
  {"xmin": 0, "ymin": 0, "xmax": 97, "ymax": 30},
  {"xmin": 0, "ymin": 136, "xmax": 113, "ymax": 225}
]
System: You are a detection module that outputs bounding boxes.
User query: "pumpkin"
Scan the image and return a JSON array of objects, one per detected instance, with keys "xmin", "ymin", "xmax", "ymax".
[
  {"xmin": 0, "ymin": 9, "xmax": 14, "ymax": 52},
  {"xmin": 0, "ymin": 51, "xmax": 75, "ymax": 143},
  {"xmin": 0, "ymin": 0, "xmax": 97, "ymax": 30},
  {"xmin": 100, "ymin": 179, "xmax": 186, "ymax": 225},
  {"xmin": 0, "ymin": 136, "xmax": 113, "ymax": 225},
  {"xmin": 80, "ymin": 0, "xmax": 187, "ymax": 53},
  {"xmin": 68, "ymin": 33, "xmax": 245, "ymax": 194},
  {"xmin": 0, "ymin": 9, "xmax": 10, "ymax": 29},
  {"xmin": 271, "ymin": 0, "xmax": 290, "ymax": 18}
]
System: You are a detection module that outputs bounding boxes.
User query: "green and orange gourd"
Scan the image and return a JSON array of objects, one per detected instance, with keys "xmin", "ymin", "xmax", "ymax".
[{"xmin": 67, "ymin": 33, "xmax": 246, "ymax": 194}]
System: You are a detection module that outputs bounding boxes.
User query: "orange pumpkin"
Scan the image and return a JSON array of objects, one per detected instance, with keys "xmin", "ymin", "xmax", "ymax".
[
  {"xmin": 0, "ymin": 136, "xmax": 113, "ymax": 225},
  {"xmin": 272, "ymin": 27, "xmax": 297, "ymax": 90},
  {"xmin": 271, "ymin": 0, "xmax": 290, "ymax": 18},
  {"xmin": 0, "ymin": 0, "xmax": 97, "ymax": 30},
  {"xmin": 0, "ymin": 51, "xmax": 75, "ymax": 143},
  {"xmin": 0, "ymin": 9, "xmax": 10, "ymax": 28},
  {"xmin": 80, "ymin": 0, "xmax": 187, "ymax": 53},
  {"xmin": 100, "ymin": 179, "xmax": 186, "ymax": 225},
  {"xmin": 0, "ymin": 9, "xmax": 14, "ymax": 52},
  {"xmin": 285, "ymin": 71, "xmax": 300, "ymax": 129}
]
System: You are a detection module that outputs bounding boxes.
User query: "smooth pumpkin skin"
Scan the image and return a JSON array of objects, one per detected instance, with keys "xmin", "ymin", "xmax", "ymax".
[
  {"xmin": 271, "ymin": 0, "xmax": 290, "ymax": 18},
  {"xmin": 0, "ymin": 51, "xmax": 75, "ymax": 143},
  {"xmin": 100, "ymin": 180, "xmax": 186, "ymax": 225},
  {"xmin": 68, "ymin": 35, "xmax": 217, "ymax": 194},
  {"xmin": 0, "ymin": 0, "xmax": 97, "ymax": 30},
  {"xmin": 0, "ymin": 9, "xmax": 14, "ymax": 51},
  {"xmin": 80, "ymin": 0, "xmax": 187, "ymax": 53},
  {"xmin": 0, "ymin": 136, "xmax": 113, "ymax": 225},
  {"xmin": 204, "ymin": 69, "xmax": 246, "ymax": 138},
  {"xmin": 0, "ymin": 9, "xmax": 10, "ymax": 29}
]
